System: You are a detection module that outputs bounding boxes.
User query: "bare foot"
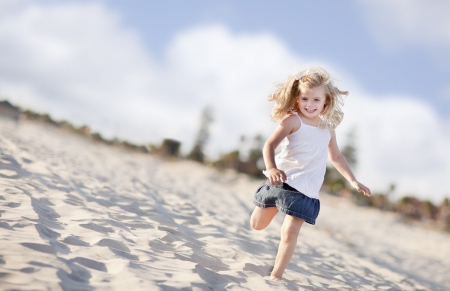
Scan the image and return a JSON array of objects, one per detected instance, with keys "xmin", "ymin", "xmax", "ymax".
[{"xmin": 269, "ymin": 275, "xmax": 283, "ymax": 281}]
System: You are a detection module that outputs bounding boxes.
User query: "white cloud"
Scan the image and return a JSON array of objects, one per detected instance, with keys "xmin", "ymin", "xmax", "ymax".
[
  {"xmin": 359, "ymin": 0, "xmax": 450, "ymax": 52},
  {"xmin": 0, "ymin": 3, "xmax": 175, "ymax": 140},
  {"xmin": 357, "ymin": 0, "xmax": 450, "ymax": 63},
  {"xmin": 162, "ymin": 25, "xmax": 307, "ymax": 153},
  {"xmin": 0, "ymin": 2, "xmax": 449, "ymax": 202},
  {"xmin": 338, "ymin": 89, "xmax": 450, "ymax": 202}
]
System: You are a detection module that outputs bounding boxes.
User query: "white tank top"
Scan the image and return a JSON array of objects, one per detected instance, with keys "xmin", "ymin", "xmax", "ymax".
[{"xmin": 264, "ymin": 112, "xmax": 331, "ymax": 199}]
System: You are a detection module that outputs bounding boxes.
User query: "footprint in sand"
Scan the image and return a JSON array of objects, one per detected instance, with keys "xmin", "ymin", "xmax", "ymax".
[
  {"xmin": 63, "ymin": 235, "xmax": 90, "ymax": 247},
  {"xmin": 96, "ymin": 238, "xmax": 139, "ymax": 261},
  {"xmin": 243, "ymin": 263, "xmax": 272, "ymax": 277},
  {"xmin": 97, "ymin": 238, "xmax": 130, "ymax": 252},
  {"xmin": 194, "ymin": 264, "xmax": 246, "ymax": 288},
  {"xmin": 29, "ymin": 261, "xmax": 54, "ymax": 268},
  {"xmin": 119, "ymin": 203, "xmax": 148, "ymax": 216},
  {"xmin": 19, "ymin": 267, "xmax": 37, "ymax": 274},
  {"xmin": 125, "ymin": 222, "xmax": 154, "ymax": 230},
  {"xmin": 20, "ymin": 242, "xmax": 56, "ymax": 255},
  {"xmin": 5, "ymin": 202, "xmax": 20, "ymax": 208},
  {"xmin": 174, "ymin": 251, "xmax": 229, "ymax": 272},
  {"xmin": 16, "ymin": 188, "xmax": 63, "ymax": 229},
  {"xmin": 72, "ymin": 257, "xmax": 107, "ymax": 272},
  {"xmin": 104, "ymin": 219, "xmax": 131, "ymax": 232},
  {"xmin": 35, "ymin": 224, "xmax": 60, "ymax": 239},
  {"xmin": 57, "ymin": 264, "xmax": 92, "ymax": 286},
  {"xmin": 79, "ymin": 223, "xmax": 114, "ymax": 234},
  {"xmin": 49, "ymin": 240, "xmax": 71, "ymax": 254},
  {"xmin": 0, "ymin": 221, "xmax": 14, "ymax": 230},
  {"xmin": 0, "ymin": 153, "xmax": 30, "ymax": 178},
  {"xmin": 63, "ymin": 194, "xmax": 85, "ymax": 206},
  {"xmin": 0, "ymin": 169, "xmax": 20, "ymax": 179}
]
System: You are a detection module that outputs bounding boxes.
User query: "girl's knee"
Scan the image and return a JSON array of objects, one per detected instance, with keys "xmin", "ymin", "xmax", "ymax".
[
  {"xmin": 250, "ymin": 215, "xmax": 266, "ymax": 231},
  {"xmin": 280, "ymin": 226, "xmax": 299, "ymax": 241},
  {"xmin": 250, "ymin": 207, "xmax": 278, "ymax": 230},
  {"xmin": 251, "ymin": 223, "xmax": 265, "ymax": 231},
  {"xmin": 280, "ymin": 217, "xmax": 304, "ymax": 240}
]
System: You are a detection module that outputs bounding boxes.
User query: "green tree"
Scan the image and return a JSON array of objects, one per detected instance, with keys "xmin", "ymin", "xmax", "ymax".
[
  {"xmin": 188, "ymin": 106, "xmax": 214, "ymax": 163},
  {"xmin": 246, "ymin": 134, "xmax": 265, "ymax": 177},
  {"xmin": 324, "ymin": 128, "xmax": 358, "ymax": 194},
  {"xmin": 341, "ymin": 128, "xmax": 357, "ymax": 169}
]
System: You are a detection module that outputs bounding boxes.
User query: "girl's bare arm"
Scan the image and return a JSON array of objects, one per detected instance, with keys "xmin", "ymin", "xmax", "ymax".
[
  {"xmin": 263, "ymin": 115, "xmax": 299, "ymax": 185},
  {"xmin": 327, "ymin": 130, "xmax": 371, "ymax": 196}
]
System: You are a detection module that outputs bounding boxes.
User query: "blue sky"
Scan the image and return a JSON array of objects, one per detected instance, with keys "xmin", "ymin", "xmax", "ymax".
[
  {"xmin": 0, "ymin": 0, "xmax": 449, "ymax": 202},
  {"xmin": 107, "ymin": 0, "xmax": 450, "ymax": 116}
]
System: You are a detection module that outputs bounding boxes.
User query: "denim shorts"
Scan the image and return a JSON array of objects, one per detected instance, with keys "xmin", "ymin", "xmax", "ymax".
[{"xmin": 253, "ymin": 180, "xmax": 320, "ymax": 225}]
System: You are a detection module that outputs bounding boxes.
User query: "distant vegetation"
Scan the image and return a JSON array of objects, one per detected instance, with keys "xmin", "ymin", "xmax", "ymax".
[
  {"xmin": 0, "ymin": 100, "xmax": 158, "ymax": 154},
  {"xmin": 321, "ymin": 130, "xmax": 450, "ymax": 233},
  {"xmin": 211, "ymin": 127, "xmax": 450, "ymax": 233},
  {"xmin": 2, "ymin": 99, "xmax": 449, "ymax": 233},
  {"xmin": 187, "ymin": 106, "xmax": 213, "ymax": 163},
  {"xmin": 211, "ymin": 134, "xmax": 265, "ymax": 179}
]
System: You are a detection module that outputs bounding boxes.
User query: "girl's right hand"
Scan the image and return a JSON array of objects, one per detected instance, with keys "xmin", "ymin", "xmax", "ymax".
[{"xmin": 266, "ymin": 168, "xmax": 287, "ymax": 186}]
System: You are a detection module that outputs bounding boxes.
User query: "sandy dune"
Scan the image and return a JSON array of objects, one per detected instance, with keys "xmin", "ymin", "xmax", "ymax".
[{"xmin": 1, "ymin": 118, "xmax": 449, "ymax": 290}]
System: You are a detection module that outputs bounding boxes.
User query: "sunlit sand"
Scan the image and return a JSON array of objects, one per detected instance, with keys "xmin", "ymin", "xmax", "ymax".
[{"xmin": 1, "ymin": 118, "xmax": 449, "ymax": 290}]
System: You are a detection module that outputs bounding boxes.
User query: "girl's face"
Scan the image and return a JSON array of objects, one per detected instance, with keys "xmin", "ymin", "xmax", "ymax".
[{"xmin": 297, "ymin": 86, "xmax": 327, "ymax": 120}]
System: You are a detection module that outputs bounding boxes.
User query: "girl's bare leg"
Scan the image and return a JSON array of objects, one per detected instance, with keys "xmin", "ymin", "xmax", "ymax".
[
  {"xmin": 250, "ymin": 206, "xmax": 279, "ymax": 230},
  {"xmin": 270, "ymin": 215, "xmax": 304, "ymax": 279}
]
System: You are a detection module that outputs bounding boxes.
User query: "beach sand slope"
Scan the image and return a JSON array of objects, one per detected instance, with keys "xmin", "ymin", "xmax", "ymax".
[{"xmin": 1, "ymin": 118, "xmax": 449, "ymax": 290}]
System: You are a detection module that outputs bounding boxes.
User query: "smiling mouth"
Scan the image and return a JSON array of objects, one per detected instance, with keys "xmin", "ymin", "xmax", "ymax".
[{"xmin": 305, "ymin": 108, "xmax": 316, "ymax": 113}]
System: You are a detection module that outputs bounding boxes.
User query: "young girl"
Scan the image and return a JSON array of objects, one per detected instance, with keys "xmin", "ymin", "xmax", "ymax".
[{"xmin": 250, "ymin": 66, "xmax": 371, "ymax": 280}]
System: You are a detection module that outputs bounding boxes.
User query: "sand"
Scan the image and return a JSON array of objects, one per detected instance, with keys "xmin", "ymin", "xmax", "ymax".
[{"xmin": 1, "ymin": 117, "xmax": 449, "ymax": 291}]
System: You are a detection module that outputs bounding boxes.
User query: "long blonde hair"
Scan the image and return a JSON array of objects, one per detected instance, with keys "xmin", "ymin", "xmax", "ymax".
[{"xmin": 268, "ymin": 66, "xmax": 347, "ymax": 130}]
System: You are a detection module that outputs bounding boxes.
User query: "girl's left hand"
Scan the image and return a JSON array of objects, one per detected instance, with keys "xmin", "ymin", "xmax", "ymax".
[{"xmin": 350, "ymin": 181, "xmax": 371, "ymax": 196}]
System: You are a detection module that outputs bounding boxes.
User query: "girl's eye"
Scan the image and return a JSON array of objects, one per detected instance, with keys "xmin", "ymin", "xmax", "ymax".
[{"xmin": 315, "ymin": 99, "xmax": 320, "ymax": 102}]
